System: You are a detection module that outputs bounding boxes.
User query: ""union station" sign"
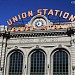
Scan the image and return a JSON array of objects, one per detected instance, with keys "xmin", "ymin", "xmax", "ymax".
[{"xmin": 7, "ymin": 9, "xmax": 75, "ymax": 32}]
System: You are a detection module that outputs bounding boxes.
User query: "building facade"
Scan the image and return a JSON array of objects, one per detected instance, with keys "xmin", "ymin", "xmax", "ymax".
[{"xmin": 0, "ymin": 15, "xmax": 75, "ymax": 75}]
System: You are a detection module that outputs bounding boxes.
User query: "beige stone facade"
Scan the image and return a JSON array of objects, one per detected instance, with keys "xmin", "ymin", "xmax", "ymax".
[{"xmin": 0, "ymin": 15, "xmax": 75, "ymax": 75}]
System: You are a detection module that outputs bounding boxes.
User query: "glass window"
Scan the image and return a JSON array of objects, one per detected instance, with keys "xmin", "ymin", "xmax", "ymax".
[
  {"xmin": 30, "ymin": 50, "xmax": 45, "ymax": 75},
  {"xmin": 53, "ymin": 50, "xmax": 68, "ymax": 75},
  {"xmin": 8, "ymin": 51, "xmax": 23, "ymax": 75}
]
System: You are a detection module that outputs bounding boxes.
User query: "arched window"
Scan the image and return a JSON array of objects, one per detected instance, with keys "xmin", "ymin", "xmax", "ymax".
[
  {"xmin": 53, "ymin": 49, "xmax": 69, "ymax": 75},
  {"xmin": 8, "ymin": 51, "xmax": 23, "ymax": 75},
  {"xmin": 30, "ymin": 50, "xmax": 45, "ymax": 75}
]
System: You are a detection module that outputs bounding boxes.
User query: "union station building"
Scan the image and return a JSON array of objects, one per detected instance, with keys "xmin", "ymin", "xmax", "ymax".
[{"xmin": 0, "ymin": 14, "xmax": 75, "ymax": 75}]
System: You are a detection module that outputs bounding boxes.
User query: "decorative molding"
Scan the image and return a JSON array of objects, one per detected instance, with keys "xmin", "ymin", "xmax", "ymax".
[{"xmin": 7, "ymin": 37, "xmax": 71, "ymax": 44}]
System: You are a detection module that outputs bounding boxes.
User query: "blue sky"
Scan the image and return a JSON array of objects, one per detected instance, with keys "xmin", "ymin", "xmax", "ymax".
[{"xmin": 0, "ymin": 0, "xmax": 75, "ymax": 25}]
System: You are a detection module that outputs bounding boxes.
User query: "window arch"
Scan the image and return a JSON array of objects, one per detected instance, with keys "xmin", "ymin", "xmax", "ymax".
[
  {"xmin": 30, "ymin": 49, "xmax": 46, "ymax": 75},
  {"xmin": 8, "ymin": 51, "xmax": 23, "ymax": 75},
  {"xmin": 51, "ymin": 48, "xmax": 70, "ymax": 75}
]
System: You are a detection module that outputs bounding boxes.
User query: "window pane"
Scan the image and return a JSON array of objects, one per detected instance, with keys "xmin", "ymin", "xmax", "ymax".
[
  {"xmin": 53, "ymin": 50, "xmax": 68, "ymax": 75},
  {"xmin": 30, "ymin": 50, "xmax": 45, "ymax": 75},
  {"xmin": 9, "ymin": 52, "xmax": 23, "ymax": 75}
]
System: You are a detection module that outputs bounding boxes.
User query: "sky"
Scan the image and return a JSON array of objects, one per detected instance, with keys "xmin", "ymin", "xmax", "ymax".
[{"xmin": 0, "ymin": 0, "xmax": 75, "ymax": 26}]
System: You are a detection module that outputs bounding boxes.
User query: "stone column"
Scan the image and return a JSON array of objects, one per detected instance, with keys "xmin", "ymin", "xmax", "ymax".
[
  {"xmin": 0, "ymin": 37, "xmax": 4, "ymax": 75},
  {"xmin": 47, "ymin": 54, "xmax": 50, "ymax": 75},
  {"xmin": 71, "ymin": 35, "xmax": 75, "ymax": 75},
  {"xmin": 0, "ymin": 38, "xmax": 7, "ymax": 75}
]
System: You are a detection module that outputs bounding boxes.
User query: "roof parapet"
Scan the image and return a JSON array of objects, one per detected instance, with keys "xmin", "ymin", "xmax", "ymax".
[{"xmin": 0, "ymin": 25, "xmax": 7, "ymax": 32}]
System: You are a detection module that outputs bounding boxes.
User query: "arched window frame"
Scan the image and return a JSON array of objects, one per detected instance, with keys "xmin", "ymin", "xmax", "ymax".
[
  {"xmin": 6, "ymin": 50, "xmax": 24, "ymax": 75},
  {"xmin": 27, "ymin": 49, "xmax": 47, "ymax": 75},
  {"xmin": 50, "ymin": 48, "xmax": 71, "ymax": 75}
]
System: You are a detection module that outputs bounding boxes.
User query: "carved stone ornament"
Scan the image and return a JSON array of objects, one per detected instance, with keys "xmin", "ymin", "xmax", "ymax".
[
  {"xmin": 58, "ymin": 44, "xmax": 62, "ymax": 48},
  {"xmin": 14, "ymin": 46, "xmax": 18, "ymax": 50},
  {"xmin": 36, "ymin": 45, "xmax": 39, "ymax": 49}
]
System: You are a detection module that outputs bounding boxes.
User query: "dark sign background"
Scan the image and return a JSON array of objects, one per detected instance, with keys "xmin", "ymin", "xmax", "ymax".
[{"xmin": 0, "ymin": 0, "xmax": 75, "ymax": 25}]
